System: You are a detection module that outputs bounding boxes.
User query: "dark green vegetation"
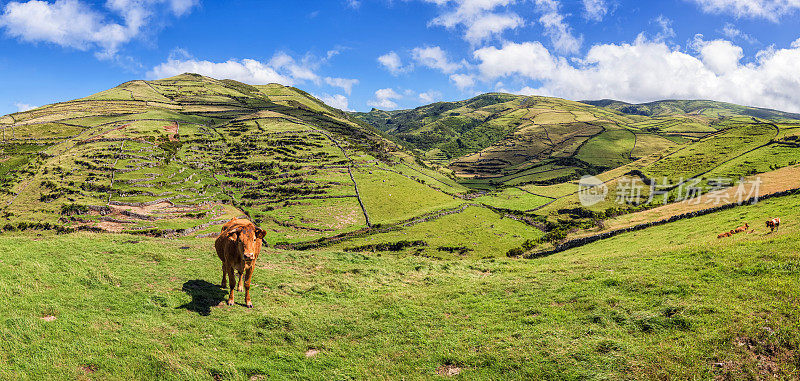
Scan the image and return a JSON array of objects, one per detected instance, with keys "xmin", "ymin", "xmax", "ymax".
[{"xmin": 1, "ymin": 192, "xmax": 798, "ymax": 379}]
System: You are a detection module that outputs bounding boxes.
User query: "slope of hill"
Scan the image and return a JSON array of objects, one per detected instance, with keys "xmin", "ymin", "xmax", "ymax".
[
  {"xmin": 355, "ymin": 94, "xmax": 800, "ymax": 190},
  {"xmin": 583, "ymin": 99, "xmax": 800, "ymax": 120},
  {"xmin": 1, "ymin": 191, "xmax": 798, "ymax": 379}
]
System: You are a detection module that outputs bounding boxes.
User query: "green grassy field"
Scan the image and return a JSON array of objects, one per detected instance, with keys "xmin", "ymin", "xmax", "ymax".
[{"xmin": 1, "ymin": 192, "xmax": 798, "ymax": 379}]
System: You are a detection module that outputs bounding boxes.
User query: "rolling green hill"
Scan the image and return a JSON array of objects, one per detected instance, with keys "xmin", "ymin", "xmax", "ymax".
[
  {"xmin": 355, "ymin": 94, "xmax": 800, "ymax": 190},
  {"xmin": 583, "ymin": 99, "xmax": 800, "ymax": 120},
  {"xmin": 0, "ymin": 74, "xmax": 482, "ymax": 247}
]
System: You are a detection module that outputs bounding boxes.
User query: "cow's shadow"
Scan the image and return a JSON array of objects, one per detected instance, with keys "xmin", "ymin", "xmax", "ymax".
[{"xmin": 178, "ymin": 280, "xmax": 226, "ymax": 316}]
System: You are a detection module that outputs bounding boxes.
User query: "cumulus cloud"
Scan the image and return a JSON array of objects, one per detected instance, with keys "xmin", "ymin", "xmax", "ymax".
[
  {"xmin": 411, "ymin": 46, "xmax": 462, "ymax": 73},
  {"xmin": 269, "ymin": 52, "xmax": 320, "ymax": 83},
  {"xmin": 690, "ymin": 0, "xmax": 800, "ymax": 21},
  {"xmin": 450, "ymin": 73, "xmax": 476, "ymax": 90},
  {"xmin": 148, "ymin": 49, "xmax": 357, "ymax": 89},
  {"xmin": 582, "ymin": 0, "xmax": 608, "ymax": 21},
  {"xmin": 367, "ymin": 88, "xmax": 403, "ymax": 109},
  {"xmin": 418, "ymin": 90, "xmax": 442, "ymax": 103},
  {"xmin": 324, "ymin": 77, "xmax": 359, "ymax": 95},
  {"xmin": 377, "ymin": 51, "xmax": 409, "ymax": 75},
  {"xmin": 473, "ymin": 37, "xmax": 800, "ymax": 112},
  {"xmin": 0, "ymin": 0, "xmax": 198, "ymax": 58},
  {"xmin": 534, "ymin": 0, "xmax": 582, "ymax": 54},
  {"xmin": 148, "ymin": 57, "xmax": 292, "ymax": 84},
  {"xmin": 425, "ymin": 0, "xmax": 524, "ymax": 44},
  {"xmin": 319, "ymin": 94, "xmax": 351, "ymax": 111},
  {"xmin": 14, "ymin": 102, "xmax": 36, "ymax": 112}
]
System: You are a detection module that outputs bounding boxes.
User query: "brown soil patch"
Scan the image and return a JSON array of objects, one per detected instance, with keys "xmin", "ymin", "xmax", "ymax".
[
  {"xmin": 436, "ymin": 365, "xmax": 462, "ymax": 377},
  {"xmin": 305, "ymin": 349, "xmax": 320, "ymax": 358},
  {"xmin": 40, "ymin": 315, "xmax": 57, "ymax": 322},
  {"xmin": 713, "ymin": 334, "xmax": 797, "ymax": 380},
  {"xmin": 163, "ymin": 122, "xmax": 179, "ymax": 141},
  {"xmin": 83, "ymin": 123, "xmax": 130, "ymax": 142},
  {"xmin": 96, "ymin": 221, "xmax": 126, "ymax": 233},
  {"xmin": 79, "ymin": 364, "xmax": 97, "ymax": 373}
]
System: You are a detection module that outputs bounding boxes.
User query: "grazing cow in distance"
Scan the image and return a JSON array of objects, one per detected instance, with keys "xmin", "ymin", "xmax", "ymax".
[
  {"xmin": 734, "ymin": 223, "xmax": 749, "ymax": 234},
  {"xmin": 766, "ymin": 218, "xmax": 781, "ymax": 233},
  {"xmin": 215, "ymin": 218, "xmax": 267, "ymax": 308},
  {"xmin": 717, "ymin": 231, "xmax": 732, "ymax": 239}
]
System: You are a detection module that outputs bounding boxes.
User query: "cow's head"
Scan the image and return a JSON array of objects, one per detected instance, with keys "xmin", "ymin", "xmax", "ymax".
[{"xmin": 227, "ymin": 225, "xmax": 267, "ymax": 262}]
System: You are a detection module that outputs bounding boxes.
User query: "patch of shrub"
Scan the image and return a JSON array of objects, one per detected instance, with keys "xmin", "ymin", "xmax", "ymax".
[{"xmin": 345, "ymin": 240, "xmax": 427, "ymax": 252}]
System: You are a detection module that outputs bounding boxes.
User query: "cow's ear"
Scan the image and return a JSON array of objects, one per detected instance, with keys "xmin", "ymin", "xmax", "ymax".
[{"xmin": 255, "ymin": 227, "xmax": 266, "ymax": 239}]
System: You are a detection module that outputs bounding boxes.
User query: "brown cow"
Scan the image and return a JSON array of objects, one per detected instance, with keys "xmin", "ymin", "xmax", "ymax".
[
  {"xmin": 766, "ymin": 218, "xmax": 781, "ymax": 233},
  {"xmin": 717, "ymin": 232, "xmax": 731, "ymax": 239},
  {"xmin": 734, "ymin": 223, "xmax": 749, "ymax": 234},
  {"xmin": 215, "ymin": 218, "xmax": 267, "ymax": 308}
]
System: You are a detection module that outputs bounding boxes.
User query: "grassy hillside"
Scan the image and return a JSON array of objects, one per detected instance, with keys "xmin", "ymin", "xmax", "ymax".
[
  {"xmin": 0, "ymin": 74, "xmax": 560, "ymax": 257},
  {"xmin": 354, "ymin": 94, "xmax": 800, "ymax": 191},
  {"xmin": 1, "ymin": 191, "xmax": 798, "ymax": 379},
  {"xmin": 583, "ymin": 99, "xmax": 800, "ymax": 120}
]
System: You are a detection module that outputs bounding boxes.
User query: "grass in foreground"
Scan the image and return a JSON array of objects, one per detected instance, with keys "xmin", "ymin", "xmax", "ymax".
[{"xmin": 0, "ymin": 205, "xmax": 798, "ymax": 380}]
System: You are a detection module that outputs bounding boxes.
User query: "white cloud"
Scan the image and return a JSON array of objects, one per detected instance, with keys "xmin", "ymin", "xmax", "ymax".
[
  {"xmin": 692, "ymin": 36, "xmax": 744, "ymax": 74},
  {"xmin": 652, "ymin": 15, "xmax": 675, "ymax": 42},
  {"xmin": 419, "ymin": 90, "xmax": 442, "ymax": 103},
  {"xmin": 721, "ymin": 22, "xmax": 757, "ymax": 44},
  {"xmin": 425, "ymin": 0, "xmax": 524, "ymax": 44},
  {"xmin": 148, "ymin": 54, "xmax": 293, "ymax": 85},
  {"xmin": 0, "ymin": 0, "xmax": 198, "ymax": 58},
  {"xmin": 346, "ymin": 0, "xmax": 361, "ymax": 9},
  {"xmin": 324, "ymin": 77, "xmax": 359, "ymax": 95},
  {"xmin": 473, "ymin": 37, "xmax": 800, "ymax": 113},
  {"xmin": 320, "ymin": 94, "xmax": 351, "ymax": 111},
  {"xmin": 411, "ymin": 46, "xmax": 462, "ymax": 73},
  {"xmin": 269, "ymin": 52, "xmax": 320, "ymax": 83},
  {"xmin": 534, "ymin": 0, "xmax": 582, "ymax": 54},
  {"xmin": 474, "ymin": 41, "xmax": 560, "ymax": 79},
  {"xmin": 14, "ymin": 102, "xmax": 36, "ymax": 112},
  {"xmin": 582, "ymin": 0, "xmax": 608, "ymax": 21},
  {"xmin": 691, "ymin": 0, "xmax": 800, "ymax": 21},
  {"xmin": 377, "ymin": 51, "xmax": 409, "ymax": 75},
  {"xmin": 367, "ymin": 88, "xmax": 403, "ymax": 109},
  {"xmin": 450, "ymin": 73, "xmax": 476, "ymax": 90}
]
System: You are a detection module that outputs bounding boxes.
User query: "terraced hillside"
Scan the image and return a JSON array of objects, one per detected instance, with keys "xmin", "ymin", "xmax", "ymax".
[
  {"xmin": 3, "ymin": 76, "xmax": 800, "ymax": 258},
  {"xmin": 583, "ymin": 99, "xmax": 800, "ymax": 120},
  {"xmin": 0, "ymin": 74, "xmax": 558, "ymax": 257},
  {"xmin": 356, "ymin": 94, "xmax": 800, "ymax": 189}
]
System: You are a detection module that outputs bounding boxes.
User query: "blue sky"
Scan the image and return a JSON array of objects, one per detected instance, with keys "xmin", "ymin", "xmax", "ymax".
[{"xmin": 1, "ymin": 0, "xmax": 800, "ymax": 116}]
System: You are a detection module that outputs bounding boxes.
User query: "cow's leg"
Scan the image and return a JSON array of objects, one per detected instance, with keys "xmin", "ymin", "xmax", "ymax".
[
  {"xmin": 221, "ymin": 263, "xmax": 227, "ymax": 288},
  {"xmin": 236, "ymin": 269, "xmax": 245, "ymax": 293},
  {"xmin": 227, "ymin": 266, "xmax": 236, "ymax": 305},
  {"xmin": 244, "ymin": 267, "xmax": 254, "ymax": 308}
]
